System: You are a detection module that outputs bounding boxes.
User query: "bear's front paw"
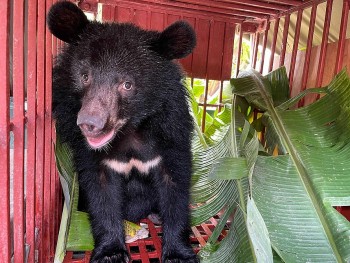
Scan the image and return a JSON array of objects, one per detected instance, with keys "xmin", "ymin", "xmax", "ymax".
[
  {"xmin": 163, "ymin": 249, "xmax": 199, "ymax": 263},
  {"xmin": 90, "ymin": 248, "xmax": 129, "ymax": 263},
  {"xmin": 164, "ymin": 256, "xmax": 199, "ymax": 263}
]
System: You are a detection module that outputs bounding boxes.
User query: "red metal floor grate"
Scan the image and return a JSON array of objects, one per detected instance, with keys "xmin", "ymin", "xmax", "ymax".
[{"xmin": 63, "ymin": 216, "xmax": 228, "ymax": 263}]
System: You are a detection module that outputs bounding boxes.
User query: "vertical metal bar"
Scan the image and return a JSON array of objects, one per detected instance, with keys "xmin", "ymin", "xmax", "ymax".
[
  {"xmin": 298, "ymin": 3, "xmax": 318, "ymax": 107},
  {"xmin": 201, "ymin": 79, "xmax": 209, "ymax": 132},
  {"xmin": 268, "ymin": 18, "xmax": 279, "ymax": 72},
  {"xmin": 316, "ymin": 0, "xmax": 333, "ymax": 88},
  {"xmin": 219, "ymin": 22, "xmax": 228, "ymax": 112},
  {"xmin": 44, "ymin": 0, "xmax": 53, "ymax": 261},
  {"xmin": 26, "ymin": 0, "xmax": 38, "ymax": 261},
  {"xmin": 279, "ymin": 14, "xmax": 290, "ymax": 66},
  {"xmin": 334, "ymin": 0, "xmax": 349, "ymax": 75},
  {"xmin": 43, "ymin": 0, "xmax": 54, "ymax": 262},
  {"xmin": 13, "ymin": 0, "xmax": 25, "ymax": 262},
  {"xmin": 252, "ymin": 32, "xmax": 260, "ymax": 69},
  {"xmin": 218, "ymin": 80, "xmax": 224, "ymax": 112},
  {"xmin": 201, "ymin": 21, "xmax": 212, "ymax": 132},
  {"xmin": 236, "ymin": 23, "xmax": 243, "ymax": 77},
  {"xmin": 36, "ymin": 0, "xmax": 46, "ymax": 261},
  {"xmin": 259, "ymin": 21, "xmax": 270, "ymax": 74},
  {"xmin": 101, "ymin": 4, "xmax": 114, "ymax": 21},
  {"xmin": 289, "ymin": 9, "xmax": 303, "ymax": 91},
  {"xmin": 0, "ymin": 1, "xmax": 11, "ymax": 262},
  {"xmin": 50, "ymin": 127, "xmax": 57, "ymax": 258}
]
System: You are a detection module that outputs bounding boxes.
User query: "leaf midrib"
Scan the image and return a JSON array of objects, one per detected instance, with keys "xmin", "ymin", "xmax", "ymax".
[{"xmin": 251, "ymin": 72, "xmax": 343, "ymax": 262}]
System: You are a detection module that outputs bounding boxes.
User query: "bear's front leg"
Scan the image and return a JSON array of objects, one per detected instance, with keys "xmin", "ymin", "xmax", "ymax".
[
  {"xmin": 78, "ymin": 167, "xmax": 128, "ymax": 263},
  {"xmin": 158, "ymin": 150, "xmax": 199, "ymax": 263}
]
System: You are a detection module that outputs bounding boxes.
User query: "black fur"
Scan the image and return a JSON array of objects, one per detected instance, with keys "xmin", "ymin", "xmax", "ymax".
[{"xmin": 48, "ymin": 2, "xmax": 197, "ymax": 263}]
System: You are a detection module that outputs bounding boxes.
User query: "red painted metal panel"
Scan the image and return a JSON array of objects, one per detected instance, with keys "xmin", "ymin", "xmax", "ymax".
[
  {"xmin": 221, "ymin": 22, "xmax": 235, "ymax": 80},
  {"xmin": 103, "ymin": 0, "xmax": 257, "ymax": 20},
  {"xmin": 133, "ymin": 9, "xmax": 148, "ymax": 28},
  {"xmin": 268, "ymin": 18, "xmax": 279, "ymax": 72},
  {"xmin": 150, "ymin": 11, "xmax": 165, "ymax": 31},
  {"xmin": 191, "ymin": 19, "xmax": 210, "ymax": 79},
  {"xmin": 13, "ymin": 0, "xmax": 26, "ymax": 262},
  {"xmin": 116, "ymin": 6, "xmax": 133, "ymax": 23},
  {"xmin": 0, "ymin": 1, "xmax": 11, "ymax": 262},
  {"xmin": 289, "ymin": 9, "xmax": 303, "ymax": 92},
  {"xmin": 26, "ymin": 0, "xmax": 38, "ymax": 262},
  {"xmin": 102, "ymin": 2, "xmax": 235, "ymax": 80},
  {"xmin": 102, "ymin": 4, "xmax": 114, "ymax": 22},
  {"xmin": 166, "ymin": 13, "xmax": 181, "ymax": 26},
  {"xmin": 179, "ymin": 16, "xmax": 196, "ymax": 76},
  {"xmin": 207, "ymin": 21, "xmax": 225, "ymax": 80},
  {"xmin": 298, "ymin": 3, "xmax": 317, "ymax": 108},
  {"xmin": 102, "ymin": 0, "xmax": 242, "ymax": 23},
  {"xmin": 334, "ymin": 0, "xmax": 349, "ymax": 75}
]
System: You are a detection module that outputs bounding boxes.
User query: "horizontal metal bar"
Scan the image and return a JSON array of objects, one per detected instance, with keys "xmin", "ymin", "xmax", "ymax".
[
  {"xmin": 170, "ymin": 0, "xmax": 279, "ymax": 16},
  {"xmin": 271, "ymin": 0, "xmax": 327, "ymax": 19},
  {"xmin": 216, "ymin": 0, "xmax": 290, "ymax": 11},
  {"xmin": 101, "ymin": 0, "xmax": 267, "ymax": 19},
  {"xmin": 101, "ymin": 0, "xmax": 244, "ymax": 22}
]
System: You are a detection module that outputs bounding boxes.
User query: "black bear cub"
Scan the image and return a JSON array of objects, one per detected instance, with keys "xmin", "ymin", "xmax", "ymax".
[{"xmin": 48, "ymin": 1, "xmax": 197, "ymax": 263}]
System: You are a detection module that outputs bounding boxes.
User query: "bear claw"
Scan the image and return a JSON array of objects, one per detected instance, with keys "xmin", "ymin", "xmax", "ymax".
[{"xmin": 90, "ymin": 250, "xmax": 129, "ymax": 263}]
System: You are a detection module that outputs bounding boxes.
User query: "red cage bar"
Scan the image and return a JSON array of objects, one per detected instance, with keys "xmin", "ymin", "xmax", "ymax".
[
  {"xmin": 259, "ymin": 21, "xmax": 269, "ymax": 74},
  {"xmin": 0, "ymin": 1, "xmax": 11, "ymax": 262},
  {"xmin": 26, "ymin": 0, "xmax": 39, "ymax": 261},
  {"xmin": 279, "ymin": 14, "xmax": 290, "ymax": 67},
  {"xmin": 13, "ymin": 0, "xmax": 26, "ymax": 262},
  {"xmin": 316, "ymin": 0, "xmax": 333, "ymax": 89},
  {"xmin": 288, "ymin": 9, "xmax": 303, "ymax": 92},
  {"xmin": 298, "ymin": 3, "xmax": 317, "ymax": 107},
  {"xmin": 269, "ymin": 18, "xmax": 279, "ymax": 73},
  {"xmin": 335, "ymin": 0, "xmax": 349, "ymax": 75}
]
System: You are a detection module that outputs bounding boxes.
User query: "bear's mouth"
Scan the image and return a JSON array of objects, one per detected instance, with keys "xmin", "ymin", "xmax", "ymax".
[
  {"xmin": 84, "ymin": 118, "xmax": 128, "ymax": 149},
  {"xmin": 86, "ymin": 129, "xmax": 116, "ymax": 149}
]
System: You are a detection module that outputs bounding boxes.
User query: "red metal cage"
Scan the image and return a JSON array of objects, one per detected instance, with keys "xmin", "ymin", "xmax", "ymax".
[{"xmin": 1, "ymin": 0, "xmax": 350, "ymax": 262}]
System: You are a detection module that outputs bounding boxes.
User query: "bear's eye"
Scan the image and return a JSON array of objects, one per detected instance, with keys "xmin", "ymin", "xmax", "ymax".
[
  {"xmin": 81, "ymin": 73, "xmax": 90, "ymax": 85},
  {"xmin": 123, "ymin": 81, "xmax": 132, "ymax": 90}
]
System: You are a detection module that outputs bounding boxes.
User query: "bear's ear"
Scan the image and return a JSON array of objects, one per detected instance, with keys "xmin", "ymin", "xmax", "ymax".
[
  {"xmin": 47, "ymin": 1, "xmax": 89, "ymax": 43},
  {"xmin": 152, "ymin": 21, "xmax": 196, "ymax": 60}
]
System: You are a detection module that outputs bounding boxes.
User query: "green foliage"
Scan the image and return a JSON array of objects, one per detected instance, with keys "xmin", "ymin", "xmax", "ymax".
[{"xmin": 191, "ymin": 67, "xmax": 350, "ymax": 262}]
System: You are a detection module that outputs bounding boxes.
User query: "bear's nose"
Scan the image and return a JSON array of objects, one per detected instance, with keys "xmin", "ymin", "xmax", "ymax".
[{"xmin": 77, "ymin": 114, "xmax": 106, "ymax": 136}]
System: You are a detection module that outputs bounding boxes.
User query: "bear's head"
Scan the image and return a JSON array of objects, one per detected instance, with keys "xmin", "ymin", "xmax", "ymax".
[{"xmin": 48, "ymin": 2, "xmax": 196, "ymax": 149}]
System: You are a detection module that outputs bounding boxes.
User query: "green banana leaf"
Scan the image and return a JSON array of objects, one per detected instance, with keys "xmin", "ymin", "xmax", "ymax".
[
  {"xmin": 54, "ymin": 138, "xmax": 94, "ymax": 263},
  {"xmin": 229, "ymin": 68, "xmax": 350, "ymax": 262},
  {"xmin": 191, "ymin": 95, "xmax": 262, "ymax": 262}
]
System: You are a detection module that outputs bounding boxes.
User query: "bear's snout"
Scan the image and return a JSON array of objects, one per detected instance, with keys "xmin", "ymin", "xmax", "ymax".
[
  {"xmin": 77, "ymin": 111, "xmax": 117, "ymax": 149},
  {"xmin": 77, "ymin": 114, "xmax": 106, "ymax": 135},
  {"xmin": 77, "ymin": 111, "xmax": 107, "ymax": 137}
]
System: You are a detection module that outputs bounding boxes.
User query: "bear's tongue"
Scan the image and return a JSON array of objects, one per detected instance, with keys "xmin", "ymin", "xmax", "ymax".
[{"xmin": 86, "ymin": 129, "xmax": 115, "ymax": 149}]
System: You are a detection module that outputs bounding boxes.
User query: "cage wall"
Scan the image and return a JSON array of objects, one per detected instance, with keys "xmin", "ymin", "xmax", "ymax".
[{"xmin": 0, "ymin": 0, "xmax": 62, "ymax": 262}]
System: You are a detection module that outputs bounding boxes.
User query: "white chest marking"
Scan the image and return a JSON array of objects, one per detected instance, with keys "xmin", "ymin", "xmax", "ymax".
[{"xmin": 104, "ymin": 156, "xmax": 162, "ymax": 175}]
